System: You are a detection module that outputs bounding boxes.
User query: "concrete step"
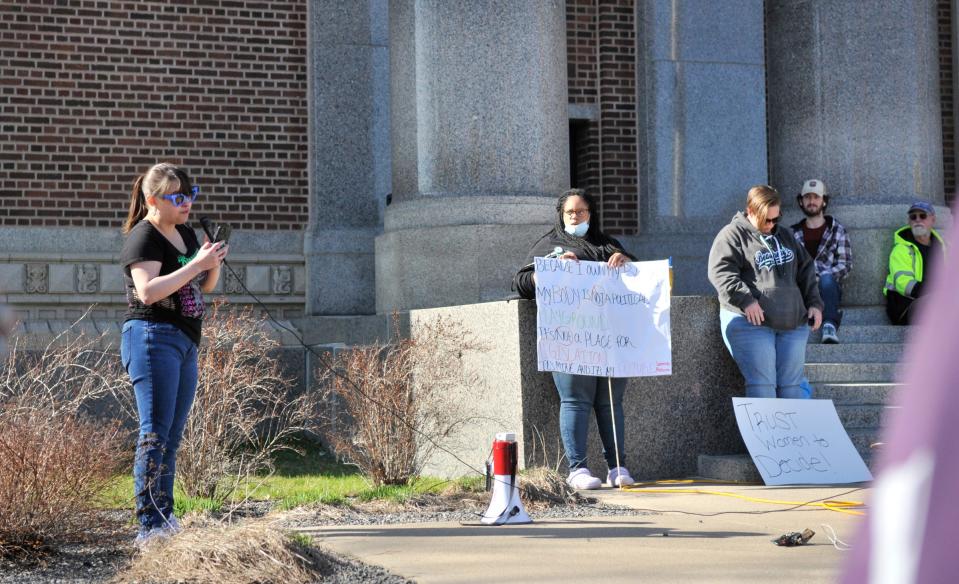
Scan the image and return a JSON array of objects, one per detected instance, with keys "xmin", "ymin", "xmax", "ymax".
[
  {"xmin": 840, "ymin": 306, "xmax": 891, "ymax": 325},
  {"xmin": 805, "ymin": 343, "xmax": 904, "ymax": 363},
  {"xmin": 847, "ymin": 427, "xmax": 884, "ymax": 456},
  {"xmin": 809, "ymin": 324, "xmax": 909, "ymax": 344},
  {"xmin": 812, "ymin": 382, "xmax": 900, "ymax": 405},
  {"xmin": 835, "ymin": 404, "xmax": 898, "ymax": 429},
  {"xmin": 697, "ymin": 451, "xmax": 876, "ymax": 483},
  {"xmin": 804, "ymin": 362, "xmax": 900, "ymax": 383}
]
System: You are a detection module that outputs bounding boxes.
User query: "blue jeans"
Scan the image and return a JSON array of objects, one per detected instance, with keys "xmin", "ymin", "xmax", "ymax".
[
  {"xmin": 818, "ymin": 272, "xmax": 842, "ymax": 328},
  {"xmin": 720, "ymin": 309, "xmax": 809, "ymax": 398},
  {"xmin": 120, "ymin": 320, "xmax": 198, "ymax": 532},
  {"xmin": 551, "ymin": 372, "xmax": 627, "ymax": 471},
  {"xmin": 799, "ymin": 378, "xmax": 814, "ymax": 399}
]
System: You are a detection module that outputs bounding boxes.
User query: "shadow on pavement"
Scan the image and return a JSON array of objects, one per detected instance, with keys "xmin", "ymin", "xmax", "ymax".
[{"xmin": 309, "ymin": 519, "xmax": 767, "ymax": 540}]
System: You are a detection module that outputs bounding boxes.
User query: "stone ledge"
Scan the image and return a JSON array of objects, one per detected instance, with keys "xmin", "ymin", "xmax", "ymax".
[
  {"xmin": 4, "ymin": 317, "xmax": 308, "ymax": 350},
  {"xmin": 0, "ymin": 256, "xmax": 306, "ymax": 296}
]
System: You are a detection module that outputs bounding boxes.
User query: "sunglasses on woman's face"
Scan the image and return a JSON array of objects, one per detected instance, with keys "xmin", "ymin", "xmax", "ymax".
[
  {"xmin": 765, "ymin": 215, "xmax": 781, "ymax": 225},
  {"xmin": 909, "ymin": 212, "xmax": 928, "ymax": 221},
  {"xmin": 160, "ymin": 185, "xmax": 200, "ymax": 207}
]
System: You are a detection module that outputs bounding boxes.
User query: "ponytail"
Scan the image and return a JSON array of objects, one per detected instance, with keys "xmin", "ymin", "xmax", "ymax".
[
  {"xmin": 123, "ymin": 175, "xmax": 149, "ymax": 234},
  {"xmin": 123, "ymin": 163, "xmax": 187, "ymax": 233}
]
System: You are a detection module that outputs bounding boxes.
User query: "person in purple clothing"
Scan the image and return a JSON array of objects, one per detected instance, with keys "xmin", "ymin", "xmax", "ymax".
[{"xmin": 842, "ymin": 204, "xmax": 959, "ymax": 584}]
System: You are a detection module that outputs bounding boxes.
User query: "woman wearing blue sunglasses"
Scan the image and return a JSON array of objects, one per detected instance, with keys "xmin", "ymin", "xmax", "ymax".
[{"xmin": 119, "ymin": 162, "xmax": 228, "ymax": 546}]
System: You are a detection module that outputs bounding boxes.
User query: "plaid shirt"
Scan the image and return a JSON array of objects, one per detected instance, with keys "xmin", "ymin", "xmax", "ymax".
[{"xmin": 791, "ymin": 216, "xmax": 853, "ymax": 282}]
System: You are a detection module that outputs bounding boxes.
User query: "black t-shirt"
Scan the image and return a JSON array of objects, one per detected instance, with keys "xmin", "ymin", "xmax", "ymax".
[
  {"xmin": 121, "ymin": 221, "xmax": 205, "ymax": 345},
  {"xmin": 917, "ymin": 239, "xmax": 940, "ymax": 289},
  {"xmin": 802, "ymin": 222, "xmax": 827, "ymax": 259}
]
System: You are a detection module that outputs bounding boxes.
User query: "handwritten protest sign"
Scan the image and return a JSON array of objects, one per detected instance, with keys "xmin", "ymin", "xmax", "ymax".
[
  {"xmin": 534, "ymin": 258, "xmax": 671, "ymax": 378},
  {"xmin": 733, "ymin": 397, "xmax": 873, "ymax": 485}
]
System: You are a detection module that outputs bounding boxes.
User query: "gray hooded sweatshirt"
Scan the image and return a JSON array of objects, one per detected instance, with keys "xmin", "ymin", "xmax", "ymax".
[{"xmin": 708, "ymin": 212, "xmax": 823, "ymax": 330}]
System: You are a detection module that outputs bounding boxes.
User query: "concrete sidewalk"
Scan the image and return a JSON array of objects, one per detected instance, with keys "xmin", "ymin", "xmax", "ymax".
[{"xmin": 301, "ymin": 482, "xmax": 870, "ymax": 583}]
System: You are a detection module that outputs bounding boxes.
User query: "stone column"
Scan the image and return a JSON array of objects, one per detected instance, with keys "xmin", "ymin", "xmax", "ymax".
[
  {"xmin": 304, "ymin": 0, "xmax": 390, "ymax": 315},
  {"xmin": 628, "ymin": 0, "xmax": 769, "ymax": 294},
  {"xmin": 766, "ymin": 0, "xmax": 951, "ymax": 306},
  {"xmin": 376, "ymin": 0, "xmax": 569, "ymax": 312}
]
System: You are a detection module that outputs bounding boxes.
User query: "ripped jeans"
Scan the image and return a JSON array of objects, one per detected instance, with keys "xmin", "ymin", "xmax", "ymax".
[{"xmin": 120, "ymin": 320, "xmax": 198, "ymax": 532}]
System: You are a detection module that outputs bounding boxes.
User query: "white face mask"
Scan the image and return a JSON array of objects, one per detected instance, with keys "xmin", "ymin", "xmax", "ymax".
[{"xmin": 564, "ymin": 222, "xmax": 589, "ymax": 237}]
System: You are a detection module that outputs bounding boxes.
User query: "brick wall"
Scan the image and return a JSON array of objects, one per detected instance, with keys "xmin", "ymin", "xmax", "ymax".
[
  {"xmin": 567, "ymin": 0, "xmax": 598, "ymax": 195},
  {"xmin": 0, "ymin": 1, "xmax": 308, "ymax": 230},
  {"xmin": 567, "ymin": 0, "xmax": 597, "ymax": 104},
  {"xmin": 566, "ymin": 0, "xmax": 638, "ymax": 236},
  {"xmin": 939, "ymin": 0, "xmax": 956, "ymax": 205}
]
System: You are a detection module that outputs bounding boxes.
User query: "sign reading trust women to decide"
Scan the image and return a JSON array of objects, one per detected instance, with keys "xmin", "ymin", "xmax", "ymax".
[
  {"xmin": 733, "ymin": 397, "xmax": 873, "ymax": 485},
  {"xmin": 534, "ymin": 258, "xmax": 671, "ymax": 378}
]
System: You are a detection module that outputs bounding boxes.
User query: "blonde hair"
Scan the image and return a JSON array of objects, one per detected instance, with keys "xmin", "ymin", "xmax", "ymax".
[
  {"xmin": 745, "ymin": 184, "xmax": 781, "ymax": 227},
  {"xmin": 123, "ymin": 163, "xmax": 188, "ymax": 233}
]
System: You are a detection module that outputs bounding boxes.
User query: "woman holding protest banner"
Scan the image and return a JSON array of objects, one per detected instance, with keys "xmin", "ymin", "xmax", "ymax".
[
  {"xmin": 707, "ymin": 185, "xmax": 822, "ymax": 399},
  {"xmin": 513, "ymin": 188, "xmax": 638, "ymax": 490}
]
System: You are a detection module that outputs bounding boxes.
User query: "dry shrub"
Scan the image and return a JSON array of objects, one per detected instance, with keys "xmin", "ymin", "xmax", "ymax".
[
  {"xmin": 524, "ymin": 425, "xmax": 567, "ymax": 473},
  {"xmin": 173, "ymin": 302, "xmax": 321, "ymax": 504},
  {"xmin": 518, "ymin": 467, "xmax": 584, "ymax": 508},
  {"xmin": 0, "ymin": 327, "xmax": 128, "ymax": 559},
  {"xmin": 119, "ymin": 522, "xmax": 336, "ymax": 584},
  {"xmin": 320, "ymin": 315, "xmax": 486, "ymax": 486},
  {"xmin": 0, "ymin": 414, "xmax": 125, "ymax": 558}
]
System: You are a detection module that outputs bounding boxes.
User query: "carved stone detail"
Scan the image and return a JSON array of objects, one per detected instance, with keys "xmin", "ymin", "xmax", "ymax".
[
  {"xmin": 272, "ymin": 265, "xmax": 293, "ymax": 295},
  {"xmin": 224, "ymin": 266, "xmax": 246, "ymax": 294},
  {"xmin": 76, "ymin": 263, "xmax": 99, "ymax": 293},
  {"xmin": 25, "ymin": 264, "xmax": 48, "ymax": 293}
]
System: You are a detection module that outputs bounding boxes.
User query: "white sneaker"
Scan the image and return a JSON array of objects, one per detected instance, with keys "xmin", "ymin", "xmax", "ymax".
[
  {"xmin": 566, "ymin": 468, "xmax": 602, "ymax": 490},
  {"xmin": 607, "ymin": 466, "xmax": 635, "ymax": 487},
  {"xmin": 821, "ymin": 323, "xmax": 839, "ymax": 344}
]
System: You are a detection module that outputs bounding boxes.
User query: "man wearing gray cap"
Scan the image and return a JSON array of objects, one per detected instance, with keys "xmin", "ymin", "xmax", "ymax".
[
  {"xmin": 791, "ymin": 179, "xmax": 852, "ymax": 343},
  {"xmin": 884, "ymin": 201, "xmax": 948, "ymax": 325}
]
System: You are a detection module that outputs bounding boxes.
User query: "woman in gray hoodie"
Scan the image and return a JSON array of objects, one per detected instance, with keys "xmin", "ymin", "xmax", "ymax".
[{"xmin": 707, "ymin": 185, "xmax": 823, "ymax": 398}]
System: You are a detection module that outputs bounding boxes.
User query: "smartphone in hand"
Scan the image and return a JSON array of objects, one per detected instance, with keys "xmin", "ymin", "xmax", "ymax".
[
  {"xmin": 213, "ymin": 224, "xmax": 231, "ymax": 244},
  {"xmin": 200, "ymin": 216, "xmax": 231, "ymax": 245}
]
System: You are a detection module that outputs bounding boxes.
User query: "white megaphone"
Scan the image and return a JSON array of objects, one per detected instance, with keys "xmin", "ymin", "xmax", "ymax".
[{"xmin": 481, "ymin": 432, "xmax": 531, "ymax": 525}]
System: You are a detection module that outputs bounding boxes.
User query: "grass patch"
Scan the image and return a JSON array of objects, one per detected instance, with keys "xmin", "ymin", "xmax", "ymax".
[
  {"xmin": 274, "ymin": 492, "xmax": 348, "ymax": 511},
  {"xmin": 354, "ymin": 483, "xmax": 421, "ymax": 504},
  {"xmin": 289, "ymin": 532, "xmax": 313, "ymax": 548},
  {"xmin": 96, "ymin": 440, "xmax": 489, "ymax": 514},
  {"xmin": 455, "ymin": 474, "xmax": 486, "ymax": 493},
  {"xmin": 174, "ymin": 495, "xmax": 221, "ymax": 516},
  {"xmin": 95, "ymin": 474, "xmax": 134, "ymax": 510},
  {"xmin": 239, "ymin": 474, "xmax": 367, "ymax": 510},
  {"xmin": 95, "ymin": 476, "xmax": 223, "ymax": 515}
]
